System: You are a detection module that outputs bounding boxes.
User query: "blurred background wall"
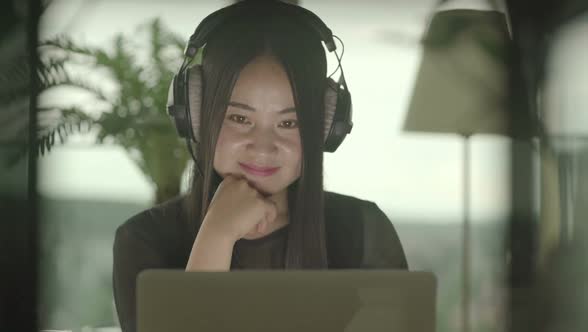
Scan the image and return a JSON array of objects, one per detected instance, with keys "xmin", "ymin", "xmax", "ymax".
[{"xmin": 20, "ymin": 0, "xmax": 588, "ymax": 331}]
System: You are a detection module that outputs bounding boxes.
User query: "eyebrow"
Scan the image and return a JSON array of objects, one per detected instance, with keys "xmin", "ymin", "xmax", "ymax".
[{"xmin": 228, "ymin": 101, "xmax": 296, "ymax": 114}]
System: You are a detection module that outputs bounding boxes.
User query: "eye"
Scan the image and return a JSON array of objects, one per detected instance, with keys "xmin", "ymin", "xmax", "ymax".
[
  {"xmin": 278, "ymin": 119, "xmax": 299, "ymax": 129},
  {"xmin": 227, "ymin": 114, "xmax": 250, "ymax": 125}
]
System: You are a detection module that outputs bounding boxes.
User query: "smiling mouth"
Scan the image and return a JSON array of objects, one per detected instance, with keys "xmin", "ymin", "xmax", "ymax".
[{"xmin": 238, "ymin": 163, "xmax": 280, "ymax": 177}]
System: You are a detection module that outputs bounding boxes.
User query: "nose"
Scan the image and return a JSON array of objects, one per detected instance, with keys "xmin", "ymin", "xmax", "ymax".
[{"xmin": 246, "ymin": 126, "xmax": 278, "ymax": 156}]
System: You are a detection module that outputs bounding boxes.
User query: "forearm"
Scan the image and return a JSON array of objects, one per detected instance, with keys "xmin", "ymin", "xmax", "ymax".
[{"xmin": 185, "ymin": 223, "xmax": 236, "ymax": 271}]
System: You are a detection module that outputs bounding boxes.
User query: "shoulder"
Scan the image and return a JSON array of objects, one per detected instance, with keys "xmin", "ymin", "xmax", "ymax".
[
  {"xmin": 324, "ymin": 190, "xmax": 366, "ymax": 206},
  {"xmin": 117, "ymin": 195, "xmax": 186, "ymax": 235},
  {"xmin": 115, "ymin": 195, "xmax": 191, "ymax": 260},
  {"xmin": 324, "ymin": 191, "xmax": 389, "ymax": 231},
  {"xmin": 324, "ymin": 191, "xmax": 408, "ymax": 269},
  {"xmin": 324, "ymin": 191, "xmax": 372, "ymax": 219}
]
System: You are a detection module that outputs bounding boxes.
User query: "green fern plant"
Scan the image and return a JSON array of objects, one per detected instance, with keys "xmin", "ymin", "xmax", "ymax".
[{"xmin": 37, "ymin": 18, "xmax": 193, "ymax": 203}]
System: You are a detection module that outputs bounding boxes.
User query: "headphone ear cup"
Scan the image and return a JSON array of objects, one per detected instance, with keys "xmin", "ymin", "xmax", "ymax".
[
  {"xmin": 323, "ymin": 77, "xmax": 338, "ymax": 142},
  {"xmin": 187, "ymin": 65, "xmax": 204, "ymax": 143},
  {"xmin": 167, "ymin": 74, "xmax": 192, "ymax": 139}
]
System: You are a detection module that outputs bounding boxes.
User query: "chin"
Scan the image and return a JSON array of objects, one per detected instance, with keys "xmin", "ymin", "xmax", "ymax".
[{"xmin": 244, "ymin": 178, "xmax": 284, "ymax": 197}]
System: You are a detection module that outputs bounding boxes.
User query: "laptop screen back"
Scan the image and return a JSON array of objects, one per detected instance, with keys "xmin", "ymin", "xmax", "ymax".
[{"xmin": 137, "ymin": 270, "xmax": 436, "ymax": 332}]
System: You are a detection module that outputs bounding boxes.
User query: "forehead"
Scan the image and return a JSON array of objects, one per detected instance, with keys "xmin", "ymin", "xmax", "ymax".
[{"xmin": 229, "ymin": 54, "xmax": 295, "ymax": 111}]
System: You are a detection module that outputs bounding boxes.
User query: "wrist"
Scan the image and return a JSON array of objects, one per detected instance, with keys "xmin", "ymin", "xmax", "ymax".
[
  {"xmin": 185, "ymin": 221, "xmax": 237, "ymax": 272},
  {"xmin": 199, "ymin": 219, "xmax": 238, "ymax": 246}
]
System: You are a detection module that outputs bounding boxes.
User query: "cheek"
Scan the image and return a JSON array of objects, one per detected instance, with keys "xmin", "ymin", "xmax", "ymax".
[
  {"xmin": 281, "ymin": 134, "xmax": 302, "ymax": 173},
  {"xmin": 213, "ymin": 127, "xmax": 242, "ymax": 171}
]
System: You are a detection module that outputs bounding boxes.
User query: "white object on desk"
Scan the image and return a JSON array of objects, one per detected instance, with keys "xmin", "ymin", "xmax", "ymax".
[{"xmin": 81, "ymin": 326, "xmax": 121, "ymax": 332}]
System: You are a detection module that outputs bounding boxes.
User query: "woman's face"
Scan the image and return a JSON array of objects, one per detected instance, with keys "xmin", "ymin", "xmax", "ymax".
[{"xmin": 213, "ymin": 54, "xmax": 302, "ymax": 195}]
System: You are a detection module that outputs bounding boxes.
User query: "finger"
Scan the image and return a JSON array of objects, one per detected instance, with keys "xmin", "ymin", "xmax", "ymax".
[
  {"xmin": 234, "ymin": 176, "xmax": 253, "ymax": 189},
  {"xmin": 209, "ymin": 183, "xmax": 223, "ymax": 206},
  {"xmin": 259, "ymin": 220, "xmax": 267, "ymax": 233},
  {"xmin": 256, "ymin": 220, "xmax": 266, "ymax": 234},
  {"xmin": 210, "ymin": 175, "xmax": 238, "ymax": 207},
  {"xmin": 223, "ymin": 173, "xmax": 240, "ymax": 182},
  {"xmin": 226, "ymin": 172, "xmax": 248, "ymax": 182}
]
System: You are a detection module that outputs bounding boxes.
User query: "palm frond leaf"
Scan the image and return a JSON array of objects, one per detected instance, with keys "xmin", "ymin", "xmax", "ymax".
[
  {"xmin": 32, "ymin": 17, "xmax": 191, "ymax": 202},
  {"xmin": 37, "ymin": 106, "xmax": 96, "ymax": 155},
  {"xmin": 39, "ymin": 35, "xmax": 97, "ymax": 57},
  {"xmin": 37, "ymin": 57, "xmax": 112, "ymax": 102}
]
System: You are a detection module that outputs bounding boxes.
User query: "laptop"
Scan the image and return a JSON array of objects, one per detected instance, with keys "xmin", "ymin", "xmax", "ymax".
[{"xmin": 137, "ymin": 270, "xmax": 436, "ymax": 332}]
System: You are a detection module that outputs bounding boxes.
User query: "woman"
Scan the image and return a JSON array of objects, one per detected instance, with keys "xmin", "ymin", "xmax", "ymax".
[{"xmin": 113, "ymin": 1, "xmax": 408, "ymax": 331}]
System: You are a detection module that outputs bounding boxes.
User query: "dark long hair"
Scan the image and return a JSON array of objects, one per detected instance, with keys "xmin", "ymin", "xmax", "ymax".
[{"xmin": 184, "ymin": 2, "xmax": 329, "ymax": 269}]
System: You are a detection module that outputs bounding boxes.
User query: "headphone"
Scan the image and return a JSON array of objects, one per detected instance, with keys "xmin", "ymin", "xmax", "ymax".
[{"xmin": 166, "ymin": 0, "xmax": 353, "ymax": 170}]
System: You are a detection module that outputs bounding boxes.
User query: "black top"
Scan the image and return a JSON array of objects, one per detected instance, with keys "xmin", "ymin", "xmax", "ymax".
[{"xmin": 112, "ymin": 191, "xmax": 408, "ymax": 332}]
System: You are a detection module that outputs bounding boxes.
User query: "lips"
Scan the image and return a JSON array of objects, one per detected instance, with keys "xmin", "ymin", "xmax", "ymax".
[{"xmin": 238, "ymin": 162, "xmax": 280, "ymax": 177}]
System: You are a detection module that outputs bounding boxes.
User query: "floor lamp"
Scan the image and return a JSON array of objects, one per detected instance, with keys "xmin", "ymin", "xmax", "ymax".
[
  {"xmin": 403, "ymin": 8, "xmax": 513, "ymax": 332},
  {"xmin": 536, "ymin": 12, "xmax": 588, "ymax": 331},
  {"xmin": 542, "ymin": 14, "xmax": 588, "ymax": 245}
]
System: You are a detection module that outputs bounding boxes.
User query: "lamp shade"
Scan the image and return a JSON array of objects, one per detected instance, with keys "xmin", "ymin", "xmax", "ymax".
[
  {"xmin": 404, "ymin": 9, "xmax": 512, "ymax": 136},
  {"xmin": 542, "ymin": 13, "xmax": 588, "ymax": 152}
]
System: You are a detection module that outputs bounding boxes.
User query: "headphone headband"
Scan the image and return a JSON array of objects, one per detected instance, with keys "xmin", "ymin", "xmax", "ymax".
[{"xmin": 184, "ymin": 0, "xmax": 337, "ymax": 58}]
